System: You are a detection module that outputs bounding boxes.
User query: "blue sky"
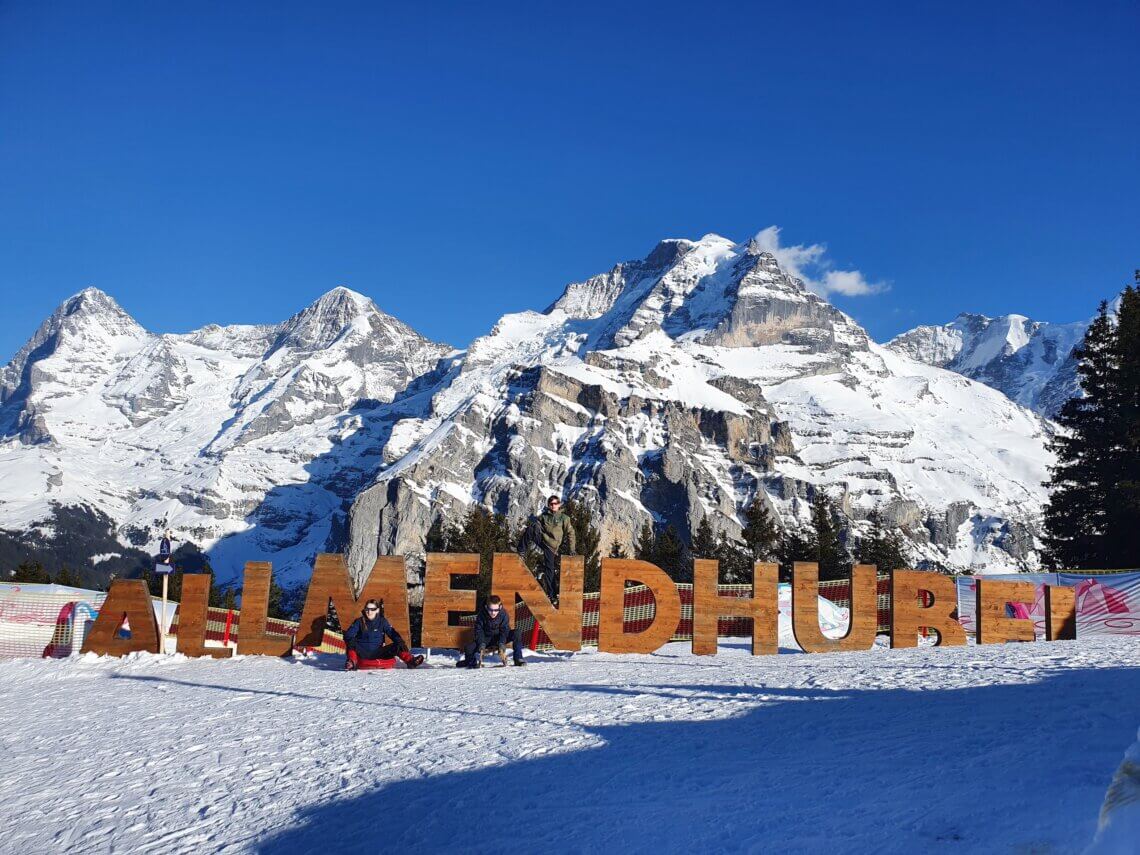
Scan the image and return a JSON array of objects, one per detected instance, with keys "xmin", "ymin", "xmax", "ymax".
[{"xmin": 1, "ymin": 1, "xmax": 1136, "ymax": 360}]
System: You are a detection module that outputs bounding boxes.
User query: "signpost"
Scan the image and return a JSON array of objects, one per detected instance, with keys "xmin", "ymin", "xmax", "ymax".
[{"xmin": 155, "ymin": 560, "xmax": 174, "ymax": 653}]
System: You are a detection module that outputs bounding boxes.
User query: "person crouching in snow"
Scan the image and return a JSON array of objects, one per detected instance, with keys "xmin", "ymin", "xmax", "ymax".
[
  {"xmin": 458, "ymin": 594, "xmax": 526, "ymax": 667},
  {"xmin": 343, "ymin": 599, "xmax": 424, "ymax": 670}
]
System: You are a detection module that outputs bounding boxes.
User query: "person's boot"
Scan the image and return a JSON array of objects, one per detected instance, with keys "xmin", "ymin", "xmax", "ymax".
[
  {"xmin": 497, "ymin": 645, "xmax": 509, "ymax": 666},
  {"xmin": 405, "ymin": 654, "xmax": 425, "ymax": 669},
  {"xmin": 513, "ymin": 656, "xmax": 527, "ymax": 667},
  {"xmin": 455, "ymin": 658, "xmax": 468, "ymax": 668}
]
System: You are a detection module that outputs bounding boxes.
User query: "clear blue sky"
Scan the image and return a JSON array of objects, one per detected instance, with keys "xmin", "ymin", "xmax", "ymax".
[{"xmin": 1, "ymin": 1, "xmax": 1136, "ymax": 360}]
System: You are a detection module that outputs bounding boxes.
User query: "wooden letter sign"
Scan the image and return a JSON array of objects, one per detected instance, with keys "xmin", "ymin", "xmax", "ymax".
[
  {"xmin": 421, "ymin": 553, "xmax": 479, "ymax": 648},
  {"xmin": 493, "ymin": 553, "xmax": 583, "ymax": 651},
  {"xmin": 889, "ymin": 570, "xmax": 966, "ymax": 649},
  {"xmin": 175, "ymin": 573, "xmax": 232, "ymax": 658},
  {"xmin": 81, "ymin": 579, "xmax": 161, "ymax": 656},
  {"xmin": 692, "ymin": 560, "xmax": 778, "ymax": 656},
  {"xmin": 235, "ymin": 562, "xmax": 292, "ymax": 657},
  {"xmin": 792, "ymin": 562, "xmax": 877, "ymax": 653},
  {"xmin": 976, "ymin": 579, "xmax": 1037, "ymax": 644},
  {"xmin": 598, "ymin": 558, "xmax": 681, "ymax": 654},
  {"xmin": 296, "ymin": 554, "xmax": 412, "ymax": 649}
]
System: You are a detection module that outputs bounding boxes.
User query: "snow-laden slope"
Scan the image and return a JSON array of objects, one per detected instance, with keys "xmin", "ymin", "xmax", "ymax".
[
  {"xmin": 0, "ymin": 287, "xmax": 452, "ymax": 585},
  {"xmin": 0, "ymin": 638, "xmax": 1135, "ymax": 853},
  {"xmin": 887, "ymin": 312, "xmax": 1087, "ymax": 417},
  {"xmin": 348, "ymin": 235, "xmax": 1054, "ymax": 580}
]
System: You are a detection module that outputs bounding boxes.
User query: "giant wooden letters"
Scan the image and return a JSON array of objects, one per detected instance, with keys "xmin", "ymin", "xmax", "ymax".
[
  {"xmin": 599, "ymin": 558, "xmax": 682, "ymax": 654},
  {"xmin": 421, "ymin": 553, "xmax": 479, "ymax": 648},
  {"xmin": 296, "ymin": 553, "xmax": 411, "ymax": 649},
  {"xmin": 81, "ymin": 579, "xmax": 161, "ymax": 656},
  {"xmin": 976, "ymin": 579, "xmax": 1037, "ymax": 644},
  {"xmin": 79, "ymin": 554, "xmax": 1081, "ymax": 659},
  {"xmin": 1045, "ymin": 584, "xmax": 1077, "ymax": 641},
  {"xmin": 175, "ymin": 574, "xmax": 233, "ymax": 658},
  {"xmin": 492, "ymin": 553, "xmax": 583, "ymax": 651},
  {"xmin": 792, "ymin": 562, "xmax": 877, "ymax": 653},
  {"xmin": 692, "ymin": 560, "xmax": 778, "ymax": 655},
  {"xmin": 889, "ymin": 570, "xmax": 966, "ymax": 648},
  {"xmin": 235, "ymin": 562, "xmax": 292, "ymax": 657}
]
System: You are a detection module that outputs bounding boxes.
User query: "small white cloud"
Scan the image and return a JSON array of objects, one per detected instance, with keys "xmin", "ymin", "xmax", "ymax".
[{"xmin": 751, "ymin": 226, "xmax": 886, "ymax": 298}]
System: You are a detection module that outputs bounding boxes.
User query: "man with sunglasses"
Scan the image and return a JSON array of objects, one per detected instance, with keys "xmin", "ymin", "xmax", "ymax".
[
  {"xmin": 457, "ymin": 594, "xmax": 526, "ymax": 667},
  {"xmin": 519, "ymin": 494, "xmax": 576, "ymax": 604},
  {"xmin": 343, "ymin": 599, "xmax": 425, "ymax": 670}
]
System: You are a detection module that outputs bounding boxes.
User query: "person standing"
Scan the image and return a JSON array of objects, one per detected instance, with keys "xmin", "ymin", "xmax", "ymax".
[{"xmin": 520, "ymin": 496, "xmax": 576, "ymax": 603}]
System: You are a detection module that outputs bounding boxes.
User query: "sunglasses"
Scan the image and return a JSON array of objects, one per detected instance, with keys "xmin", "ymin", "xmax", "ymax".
[
  {"xmin": 487, "ymin": 605, "xmax": 501, "ymax": 613},
  {"xmin": 364, "ymin": 606, "xmax": 379, "ymax": 613}
]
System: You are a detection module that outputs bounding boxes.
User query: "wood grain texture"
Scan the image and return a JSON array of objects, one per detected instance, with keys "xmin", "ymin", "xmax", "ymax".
[
  {"xmin": 976, "ymin": 579, "xmax": 1037, "ymax": 644},
  {"xmin": 492, "ymin": 553, "xmax": 582, "ymax": 651},
  {"xmin": 692, "ymin": 560, "xmax": 778, "ymax": 656},
  {"xmin": 791, "ymin": 562, "xmax": 877, "ymax": 653},
  {"xmin": 598, "ymin": 558, "xmax": 682, "ymax": 654},
  {"xmin": 889, "ymin": 569, "xmax": 967, "ymax": 649},
  {"xmin": 236, "ymin": 562, "xmax": 292, "ymax": 657},
  {"xmin": 175, "ymin": 574, "xmax": 233, "ymax": 658},
  {"xmin": 1045, "ymin": 584, "xmax": 1077, "ymax": 641},
  {"xmin": 80, "ymin": 579, "xmax": 160, "ymax": 656},
  {"xmin": 421, "ymin": 553, "xmax": 479, "ymax": 649}
]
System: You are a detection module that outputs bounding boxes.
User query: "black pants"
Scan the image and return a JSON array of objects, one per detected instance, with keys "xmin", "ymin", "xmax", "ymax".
[
  {"xmin": 463, "ymin": 627, "xmax": 525, "ymax": 663},
  {"xmin": 539, "ymin": 544, "xmax": 561, "ymax": 601}
]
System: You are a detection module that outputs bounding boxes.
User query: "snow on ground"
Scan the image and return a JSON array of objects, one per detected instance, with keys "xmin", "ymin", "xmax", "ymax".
[{"xmin": 1, "ymin": 638, "xmax": 1137, "ymax": 854}]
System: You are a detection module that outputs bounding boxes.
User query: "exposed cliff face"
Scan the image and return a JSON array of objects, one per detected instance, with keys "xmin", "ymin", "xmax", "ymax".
[{"xmin": 346, "ymin": 235, "xmax": 1053, "ymax": 587}]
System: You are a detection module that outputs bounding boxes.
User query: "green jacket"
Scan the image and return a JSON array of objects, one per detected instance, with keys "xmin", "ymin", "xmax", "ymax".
[{"xmin": 537, "ymin": 509, "xmax": 576, "ymax": 553}]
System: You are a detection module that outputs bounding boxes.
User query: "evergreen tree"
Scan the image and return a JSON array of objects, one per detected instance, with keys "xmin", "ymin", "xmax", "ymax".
[
  {"xmin": 424, "ymin": 516, "xmax": 448, "ymax": 552},
  {"xmin": 53, "ymin": 565, "xmax": 80, "ymax": 587},
  {"xmin": 741, "ymin": 497, "xmax": 781, "ymax": 562},
  {"xmin": 12, "ymin": 560, "xmax": 50, "ymax": 583},
  {"xmin": 856, "ymin": 512, "xmax": 909, "ymax": 573},
  {"xmin": 810, "ymin": 494, "xmax": 849, "ymax": 581},
  {"xmin": 714, "ymin": 530, "xmax": 753, "ymax": 584},
  {"xmin": 690, "ymin": 516, "xmax": 718, "ymax": 559},
  {"xmin": 776, "ymin": 528, "xmax": 816, "ymax": 582},
  {"xmin": 448, "ymin": 506, "xmax": 513, "ymax": 601},
  {"xmin": 1044, "ymin": 279, "xmax": 1140, "ymax": 568},
  {"xmin": 653, "ymin": 525, "xmax": 689, "ymax": 582},
  {"xmin": 563, "ymin": 498, "xmax": 602, "ymax": 592},
  {"xmin": 634, "ymin": 521, "xmax": 656, "ymax": 561}
]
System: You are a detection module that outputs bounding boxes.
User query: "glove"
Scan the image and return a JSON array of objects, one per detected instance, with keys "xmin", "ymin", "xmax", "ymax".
[{"xmin": 344, "ymin": 657, "xmax": 357, "ymax": 671}]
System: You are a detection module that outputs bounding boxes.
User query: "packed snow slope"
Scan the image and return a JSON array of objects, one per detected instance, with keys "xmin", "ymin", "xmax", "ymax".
[
  {"xmin": 0, "ymin": 287, "xmax": 452, "ymax": 585},
  {"xmin": 0, "ymin": 638, "xmax": 1136, "ymax": 854},
  {"xmin": 887, "ymin": 312, "xmax": 1088, "ymax": 417},
  {"xmin": 348, "ymin": 234, "xmax": 1053, "ymax": 580}
]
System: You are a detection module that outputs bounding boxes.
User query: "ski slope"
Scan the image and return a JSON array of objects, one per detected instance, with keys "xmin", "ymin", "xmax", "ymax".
[{"xmin": 0, "ymin": 638, "xmax": 1136, "ymax": 854}]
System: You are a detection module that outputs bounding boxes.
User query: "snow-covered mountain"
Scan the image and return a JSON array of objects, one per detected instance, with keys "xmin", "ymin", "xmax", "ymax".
[
  {"xmin": 886, "ymin": 313, "xmax": 1087, "ymax": 416},
  {"xmin": 0, "ymin": 286, "xmax": 452, "ymax": 585},
  {"xmin": 0, "ymin": 236, "xmax": 1061, "ymax": 587},
  {"xmin": 345, "ymin": 234, "xmax": 1054, "ymax": 583}
]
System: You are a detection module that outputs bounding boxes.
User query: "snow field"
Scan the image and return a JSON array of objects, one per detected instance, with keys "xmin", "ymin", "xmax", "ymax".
[{"xmin": 0, "ymin": 638, "xmax": 1137, "ymax": 854}]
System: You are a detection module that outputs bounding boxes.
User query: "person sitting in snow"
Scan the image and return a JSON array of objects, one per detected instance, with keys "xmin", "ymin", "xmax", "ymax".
[
  {"xmin": 457, "ymin": 594, "xmax": 526, "ymax": 668},
  {"xmin": 343, "ymin": 599, "xmax": 424, "ymax": 670}
]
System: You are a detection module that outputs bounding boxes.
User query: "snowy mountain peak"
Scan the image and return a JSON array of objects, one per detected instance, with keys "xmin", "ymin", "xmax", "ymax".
[
  {"xmin": 268, "ymin": 286, "xmax": 411, "ymax": 355},
  {"xmin": 888, "ymin": 312, "xmax": 1086, "ymax": 416}
]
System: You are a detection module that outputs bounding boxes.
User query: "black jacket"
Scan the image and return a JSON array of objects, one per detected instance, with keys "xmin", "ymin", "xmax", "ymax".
[{"xmin": 344, "ymin": 615, "xmax": 404, "ymax": 659}]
